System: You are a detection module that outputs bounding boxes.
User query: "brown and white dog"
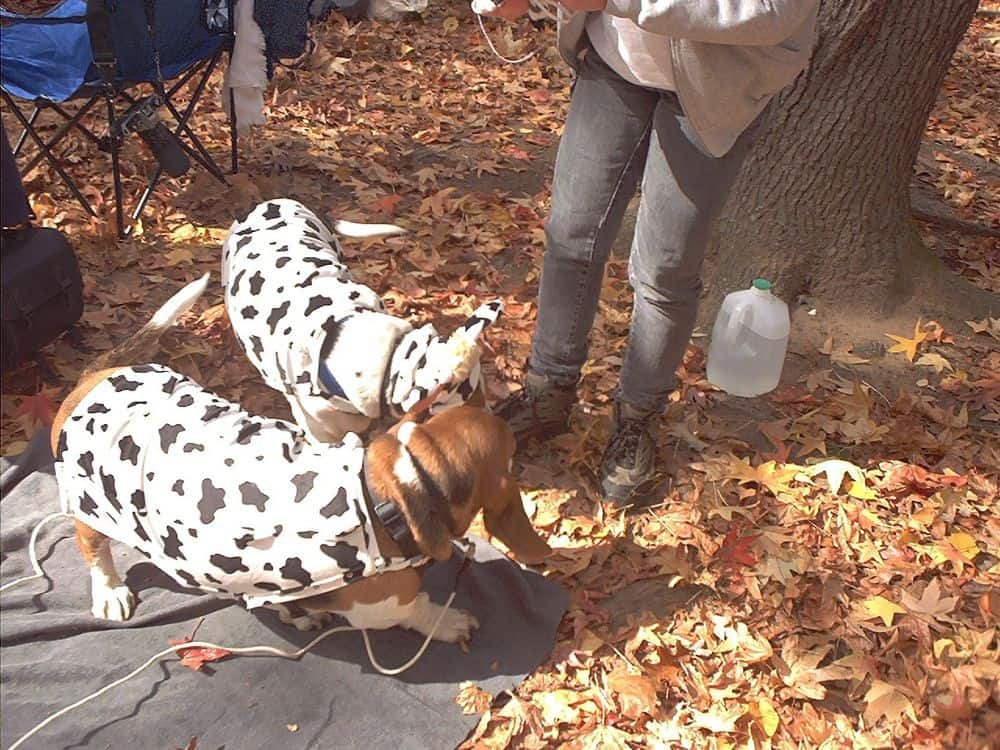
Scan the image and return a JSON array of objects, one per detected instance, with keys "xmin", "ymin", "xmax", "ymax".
[{"xmin": 51, "ymin": 276, "xmax": 550, "ymax": 642}]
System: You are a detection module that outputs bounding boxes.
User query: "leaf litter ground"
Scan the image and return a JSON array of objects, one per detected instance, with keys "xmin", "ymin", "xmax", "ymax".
[{"xmin": 1, "ymin": 3, "xmax": 998, "ymax": 749}]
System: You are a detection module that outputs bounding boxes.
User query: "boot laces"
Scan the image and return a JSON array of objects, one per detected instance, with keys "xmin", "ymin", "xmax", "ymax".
[{"xmin": 608, "ymin": 417, "xmax": 649, "ymax": 469}]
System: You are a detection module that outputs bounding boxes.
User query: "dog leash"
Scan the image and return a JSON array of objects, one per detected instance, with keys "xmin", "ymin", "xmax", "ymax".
[
  {"xmin": 2, "ymin": 525, "xmax": 477, "ymax": 750},
  {"xmin": 0, "ymin": 512, "xmax": 72, "ymax": 593},
  {"xmin": 475, "ymin": 13, "xmax": 539, "ymax": 64}
]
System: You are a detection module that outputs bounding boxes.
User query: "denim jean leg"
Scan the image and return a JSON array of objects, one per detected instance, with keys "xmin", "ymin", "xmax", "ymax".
[
  {"xmin": 619, "ymin": 99, "xmax": 760, "ymax": 413},
  {"xmin": 529, "ymin": 50, "xmax": 659, "ymax": 383}
]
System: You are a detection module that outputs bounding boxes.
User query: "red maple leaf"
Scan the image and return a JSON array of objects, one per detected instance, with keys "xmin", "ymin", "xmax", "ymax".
[
  {"xmin": 168, "ymin": 637, "xmax": 232, "ymax": 671},
  {"xmin": 886, "ymin": 464, "xmax": 967, "ymax": 496},
  {"xmin": 369, "ymin": 193, "xmax": 403, "ymax": 216},
  {"xmin": 12, "ymin": 388, "xmax": 61, "ymax": 435},
  {"xmin": 715, "ymin": 527, "xmax": 760, "ymax": 569},
  {"xmin": 168, "ymin": 620, "xmax": 231, "ymax": 671}
]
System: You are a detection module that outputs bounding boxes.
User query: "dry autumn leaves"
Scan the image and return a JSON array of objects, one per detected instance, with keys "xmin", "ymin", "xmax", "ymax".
[{"xmin": 2, "ymin": 3, "xmax": 999, "ymax": 750}]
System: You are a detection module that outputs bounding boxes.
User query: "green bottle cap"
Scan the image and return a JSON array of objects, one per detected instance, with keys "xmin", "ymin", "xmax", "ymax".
[{"xmin": 752, "ymin": 278, "xmax": 771, "ymax": 291}]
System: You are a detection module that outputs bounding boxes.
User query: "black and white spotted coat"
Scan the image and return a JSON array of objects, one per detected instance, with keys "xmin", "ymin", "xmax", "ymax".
[
  {"xmin": 222, "ymin": 199, "xmax": 503, "ymax": 444},
  {"xmin": 55, "ymin": 364, "xmax": 420, "ymax": 609}
]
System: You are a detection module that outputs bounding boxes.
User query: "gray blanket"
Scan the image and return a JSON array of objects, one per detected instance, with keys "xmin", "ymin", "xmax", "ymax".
[{"xmin": 0, "ymin": 434, "xmax": 567, "ymax": 750}]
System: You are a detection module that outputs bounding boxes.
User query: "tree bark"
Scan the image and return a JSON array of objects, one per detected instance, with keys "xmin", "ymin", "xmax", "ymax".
[{"xmin": 703, "ymin": 0, "xmax": 995, "ymax": 323}]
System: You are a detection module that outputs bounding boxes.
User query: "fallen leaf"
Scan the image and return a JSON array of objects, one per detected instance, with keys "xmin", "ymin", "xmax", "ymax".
[
  {"xmin": 900, "ymin": 578, "xmax": 958, "ymax": 620},
  {"xmin": 607, "ymin": 668, "xmax": 659, "ymax": 719},
  {"xmin": 11, "ymin": 388, "xmax": 61, "ymax": 436},
  {"xmin": 863, "ymin": 595, "xmax": 907, "ymax": 627},
  {"xmin": 804, "ymin": 459, "xmax": 868, "ymax": 494},
  {"xmin": 946, "ymin": 532, "xmax": 980, "ymax": 561},
  {"xmin": 689, "ymin": 704, "xmax": 746, "ymax": 733},
  {"xmin": 915, "ymin": 351, "xmax": 953, "ymax": 372},
  {"xmin": 886, "ymin": 319, "xmax": 928, "ymax": 362},
  {"xmin": 755, "ymin": 697, "xmax": 780, "ymax": 737},
  {"xmin": 574, "ymin": 724, "xmax": 634, "ymax": 750},
  {"xmin": 863, "ymin": 680, "xmax": 915, "ymax": 725},
  {"xmin": 456, "ymin": 682, "xmax": 493, "ymax": 715},
  {"xmin": 165, "ymin": 246, "xmax": 197, "ymax": 266},
  {"xmin": 370, "ymin": 193, "xmax": 403, "ymax": 215},
  {"xmin": 168, "ymin": 638, "xmax": 232, "ymax": 672},
  {"xmin": 534, "ymin": 689, "xmax": 583, "ymax": 726},
  {"xmin": 168, "ymin": 621, "xmax": 231, "ymax": 672},
  {"xmin": 715, "ymin": 527, "xmax": 761, "ymax": 569},
  {"xmin": 777, "ymin": 638, "xmax": 851, "ymax": 700}
]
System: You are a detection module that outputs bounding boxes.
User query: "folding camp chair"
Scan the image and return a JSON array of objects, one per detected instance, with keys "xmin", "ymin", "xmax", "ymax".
[{"xmin": 1, "ymin": 0, "xmax": 239, "ymax": 237}]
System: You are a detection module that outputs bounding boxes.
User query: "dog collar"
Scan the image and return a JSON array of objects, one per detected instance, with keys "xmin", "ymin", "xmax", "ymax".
[
  {"xmin": 362, "ymin": 456, "xmax": 423, "ymax": 560},
  {"xmin": 317, "ymin": 360, "xmax": 348, "ymax": 400}
]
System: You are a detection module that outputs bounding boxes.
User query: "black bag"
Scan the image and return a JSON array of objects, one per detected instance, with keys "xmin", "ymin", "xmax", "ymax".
[{"xmin": 1, "ymin": 227, "xmax": 84, "ymax": 373}]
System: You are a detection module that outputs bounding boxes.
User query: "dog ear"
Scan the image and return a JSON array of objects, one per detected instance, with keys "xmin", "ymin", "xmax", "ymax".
[
  {"xmin": 482, "ymin": 474, "xmax": 552, "ymax": 565},
  {"xmin": 437, "ymin": 410, "xmax": 550, "ymax": 565},
  {"xmin": 366, "ymin": 429, "xmax": 455, "ymax": 562}
]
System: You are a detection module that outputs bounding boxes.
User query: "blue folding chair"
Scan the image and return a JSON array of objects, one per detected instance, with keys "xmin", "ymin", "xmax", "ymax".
[{"xmin": 1, "ymin": 0, "xmax": 238, "ymax": 237}]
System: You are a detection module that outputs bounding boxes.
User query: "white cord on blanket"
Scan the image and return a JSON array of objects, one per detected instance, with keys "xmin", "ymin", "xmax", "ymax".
[
  {"xmin": 0, "ymin": 512, "xmax": 72, "ymax": 593},
  {"xmin": 3, "ymin": 518, "xmax": 460, "ymax": 750}
]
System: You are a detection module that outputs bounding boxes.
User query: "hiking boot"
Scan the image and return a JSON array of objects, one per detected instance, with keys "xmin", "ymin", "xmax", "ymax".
[
  {"xmin": 600, "ymin": 401, "xmax": 658, "ymax": 505},
  {"xmin": 496, "ymin": 370, "xmax": 576, "ymax": 445}
]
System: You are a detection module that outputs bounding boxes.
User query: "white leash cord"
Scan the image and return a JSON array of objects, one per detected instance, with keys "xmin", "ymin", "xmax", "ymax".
[
  {"xmin": 0, "ymin": 512, "xmax": 72, "ymax": 593},
  {"xmin": 3, "ymin": 519, "xmax": 461, "ymax": 749},
  {"xmin": 475, "ymin": 14, "xmax": 538, "ymax": 64}
]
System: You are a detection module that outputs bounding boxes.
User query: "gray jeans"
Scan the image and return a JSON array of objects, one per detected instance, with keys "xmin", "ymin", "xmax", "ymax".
[{"xmin": 529, "ymin": 47, "xmax": 763, "ymax": 413}]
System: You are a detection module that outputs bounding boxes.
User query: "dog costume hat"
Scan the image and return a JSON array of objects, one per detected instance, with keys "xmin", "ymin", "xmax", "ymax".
[
  {"xmin": 222, "ymin": 199, "xmax": 503, "ymax": 444},
  {"xmin": 55, "ymin": 363, "xmax": 424, "ymax": 609}
]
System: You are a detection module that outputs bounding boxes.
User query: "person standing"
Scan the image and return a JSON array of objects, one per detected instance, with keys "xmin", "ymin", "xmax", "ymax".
[{"xmin": 485, "ymin": 0, "xmax": 820, "ymax": 503}]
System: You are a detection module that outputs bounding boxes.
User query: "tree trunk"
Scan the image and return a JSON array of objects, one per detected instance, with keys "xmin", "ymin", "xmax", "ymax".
[{"xmin": 703, "ymin": 0, "xmax": 994, "ymax": 323}]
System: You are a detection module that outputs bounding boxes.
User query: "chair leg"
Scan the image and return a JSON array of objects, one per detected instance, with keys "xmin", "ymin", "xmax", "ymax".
[
  {"xmin": 2, "ymin": 90, "xmax": 97, "ymax": 218},
  {"xmin": 49, "ymin": 100, "xmax": 104, "ymax": 147},
  {"xmin": 12, "ymin": 105, "xmax": 40, "ymax": 156},
  {"xmin": 129, "ymin": 167, "xmax": 163, "ymax": 228},
  {"xmin": 20, "ymin": 97, "xmax": 102, "ymax": 176},
  {"xmin": 164, "ymin": 50, "xmax": 229, "ymax": 185},
  {"xmin": 104, "ymin": 93, "xmax": 126, "ymax": 239}
]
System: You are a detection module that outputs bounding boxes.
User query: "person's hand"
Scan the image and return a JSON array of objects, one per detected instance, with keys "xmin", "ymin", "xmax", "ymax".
[
  {"xmin": 556, "ymin": 0, "xmax": 607, "ymax": 11},
  {"xmin": 474, "ymin": 0, "xmax": 531, "ymax": 21}
]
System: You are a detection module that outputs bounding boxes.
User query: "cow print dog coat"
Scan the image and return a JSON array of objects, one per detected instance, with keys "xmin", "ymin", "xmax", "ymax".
[
  {"xmin": 55, "ymin": 364, "xmax": 423, "ymax": 609},
  {"xmin": 222, "ymin": 199, "xmax": 503, "ymax": 444}
]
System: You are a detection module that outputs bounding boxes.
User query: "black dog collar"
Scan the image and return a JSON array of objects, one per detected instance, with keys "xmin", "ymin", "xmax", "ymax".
[{"xmin": 362, "ymin": 456, "xmax": 423, "ymax": 560}]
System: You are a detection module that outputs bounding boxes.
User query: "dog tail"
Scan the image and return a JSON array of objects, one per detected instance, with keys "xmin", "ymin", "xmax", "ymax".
[
  {"xmin": 333, "ymin": 220, "xmax": 407, "ymax": 239},
  {"xmin": 83, "ymin": 273, "xmax": 210, "ymax": 376}
]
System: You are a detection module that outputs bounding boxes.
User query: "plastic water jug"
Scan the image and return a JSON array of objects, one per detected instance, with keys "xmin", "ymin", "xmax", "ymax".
[{"xmin": 706, "ymin": 278, "xmax": 790, "ymax": 397}]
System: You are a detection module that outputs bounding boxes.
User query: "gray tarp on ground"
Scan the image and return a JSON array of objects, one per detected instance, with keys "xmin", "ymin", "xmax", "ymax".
[{"xmin": 0, "ymin": 433, "xmax": 568, "ymax": 750}]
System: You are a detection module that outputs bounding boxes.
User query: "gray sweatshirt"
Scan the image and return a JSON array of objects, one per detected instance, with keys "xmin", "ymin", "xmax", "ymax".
[{"xmin": 557, "ymin": 1, "xmax": 820, "ymax": 156}]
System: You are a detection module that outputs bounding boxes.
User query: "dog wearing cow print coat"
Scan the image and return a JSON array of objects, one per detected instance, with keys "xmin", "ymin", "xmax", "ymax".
[
  {"xmin": 52, "ymin": 276, "xmax": 550, "ymax": 637},
  {"xmin": 222, "ymin": 199, "xmax": 503, "ymax": 444}
]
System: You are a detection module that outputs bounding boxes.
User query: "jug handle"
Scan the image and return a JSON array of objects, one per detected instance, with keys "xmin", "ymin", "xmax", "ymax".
[{"xmin": 725, "ymin": 301, "xmax": 752, "ymax": 345}]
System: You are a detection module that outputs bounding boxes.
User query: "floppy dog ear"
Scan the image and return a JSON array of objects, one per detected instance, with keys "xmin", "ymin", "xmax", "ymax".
[
  {"xmin": 366, "ymin": 427, "xmax": 457, "ymax": 562},
  {"xmin": 482, "ymin": 476, "xmax": 552, "ymax": 565}
]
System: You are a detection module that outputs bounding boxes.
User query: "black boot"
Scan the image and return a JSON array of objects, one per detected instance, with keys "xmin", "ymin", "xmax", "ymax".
[
  {"xmin": 496, "ymin": 370, "xmax": 576, "ymax": 445},
  {"xmin": 600, "ymin": 401, "xmax": 657, "ymax": 505}
]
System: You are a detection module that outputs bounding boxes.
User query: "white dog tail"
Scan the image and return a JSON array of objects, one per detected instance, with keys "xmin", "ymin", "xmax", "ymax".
[
  {"xmin": 84, "ymin": 273, "xmax": 210, "ymax": 375},
  {"xmin": 147, "ymin": 273, "xmax": 211, "ymax": 329},
  {"xmin": 333, "ymin": 220, "xmax": 407, "ymax": 239}
]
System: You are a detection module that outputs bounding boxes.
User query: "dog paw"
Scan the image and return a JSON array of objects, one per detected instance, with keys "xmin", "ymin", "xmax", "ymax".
[
  {"xmin": 91, "ymin": 584, "xmax": 135, "ymax": 621},
  {"xmin": 430, "ymin": 607, "xmax": 479, "ymax": 643},
  {"xmin": 275, "ymin": 605, "xmax": 333, "ymax": 632}
]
